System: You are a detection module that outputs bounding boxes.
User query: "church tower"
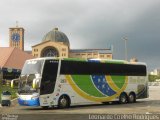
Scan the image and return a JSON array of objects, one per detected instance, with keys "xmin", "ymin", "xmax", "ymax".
[{"xmin": 9, "ymin": 23, "xmax": 24, "ymax": 51}]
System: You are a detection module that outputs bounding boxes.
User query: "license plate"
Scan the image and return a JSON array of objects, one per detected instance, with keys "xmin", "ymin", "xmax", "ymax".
[{"xmin": 24, "ymin": 101, "xmax": 27, "ymax": 104}]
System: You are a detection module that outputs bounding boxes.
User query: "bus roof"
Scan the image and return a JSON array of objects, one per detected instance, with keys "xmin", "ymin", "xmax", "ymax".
[{"xmin": 26, "ymin": 57, "xmax": 146, "ymax": 66}]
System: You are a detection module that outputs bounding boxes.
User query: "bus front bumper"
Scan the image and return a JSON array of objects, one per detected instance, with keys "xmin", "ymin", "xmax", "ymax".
[{"xmin": 18, "ymin": 98, "xmax": 40, "ymax": 106}]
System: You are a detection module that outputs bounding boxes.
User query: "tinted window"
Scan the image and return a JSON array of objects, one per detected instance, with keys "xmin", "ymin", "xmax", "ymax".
[
  {"xmin": 60, "ymin": 60, "xmax": 146, "ymax": 76},
  {"xmin": 40, "ymin": 60, "xmax": 59, "ymax": 95}
]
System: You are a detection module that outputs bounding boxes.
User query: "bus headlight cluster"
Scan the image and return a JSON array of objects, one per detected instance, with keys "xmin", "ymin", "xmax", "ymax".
[{"xmin": 31, "ymin": 93, "xmax": 39, "ymax": 100}]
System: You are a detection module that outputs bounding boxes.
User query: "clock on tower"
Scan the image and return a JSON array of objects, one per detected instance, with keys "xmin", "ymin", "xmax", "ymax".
[
  {"xmin": 11, "ymin": 33, "xmax": 20, "ymax": 41},
  {"xmin": 9, "ymin": 26, "xmax": 24, "ymax": 51}
]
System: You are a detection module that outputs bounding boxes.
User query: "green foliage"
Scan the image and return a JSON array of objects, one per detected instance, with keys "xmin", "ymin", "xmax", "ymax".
[
  {"xmin": 0, "ymin": 84, "xmax": 17, "ymax": 103},
  {"xmin": 148, "ymin": 74, "xmax": 160, "ymax": 82}
]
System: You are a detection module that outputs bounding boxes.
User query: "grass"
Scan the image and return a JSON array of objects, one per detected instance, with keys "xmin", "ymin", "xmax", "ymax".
[{"xmin": 0, "ymin": 85, "xmax": 18, "ymax": 103}]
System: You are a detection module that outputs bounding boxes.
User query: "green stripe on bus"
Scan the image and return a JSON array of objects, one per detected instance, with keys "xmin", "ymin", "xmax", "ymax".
[
  {"xmin": 111, "ymin": 76, "xmax": 126, "ymax": 89},
  {"xmin": 63, "ymin": 58, "xmax": 86, "ymax": 62},
  {"xmin": 104, "ymin": 60, "xmax": 125, "ymax": 64},
  {"xmin": 71, "ymin": 75, "xmax": 105, "ymax": 97}
]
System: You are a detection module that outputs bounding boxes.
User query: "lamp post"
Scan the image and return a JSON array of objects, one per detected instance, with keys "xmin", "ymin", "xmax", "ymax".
[{"xmin": 123, "ymin": 37, "xmax": 128, "ymax": 61}]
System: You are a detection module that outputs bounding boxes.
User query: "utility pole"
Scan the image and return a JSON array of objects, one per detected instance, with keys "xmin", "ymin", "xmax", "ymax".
[{"xmin": 123, "ymin": 37, "xmax": 128, "ymax": 61}]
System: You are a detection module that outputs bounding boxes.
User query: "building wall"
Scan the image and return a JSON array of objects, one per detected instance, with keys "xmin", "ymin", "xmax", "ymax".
[
  {"xmin": 32, "ymin": 41, "xmax": 113, "ymax": 59},
  {"xmin": 150, "ymin": 69, "xmax": 160, "ymax": 76},
  {"xmin": 69, "ymin": 52, "xmax": 112, "ymax": 59},
  {"xmin": 32, "ymin": 41, "xmax": 69, "ymax": 58}
]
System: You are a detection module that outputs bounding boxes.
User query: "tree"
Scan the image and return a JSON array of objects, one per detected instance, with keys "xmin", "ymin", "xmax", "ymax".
[{"xmin": 148, "ymin": 74, "xmax": 160, "ymax": 82}]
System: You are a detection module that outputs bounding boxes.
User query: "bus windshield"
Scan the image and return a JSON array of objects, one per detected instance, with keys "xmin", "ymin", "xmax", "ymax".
[
  {"xmin": 18, "ymin": 60, "xmax": 44, "ymax": 94},
  {"xmin": 18, "ymin": 74, "xmax": 38, "ymax": 94},
  {"xmin": 21, "ymin": 60, "xmax": 44, "ymax": 75}
]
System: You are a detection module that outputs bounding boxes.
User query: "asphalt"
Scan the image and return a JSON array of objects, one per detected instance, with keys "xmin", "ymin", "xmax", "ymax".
[{"xmin": 0, "ymin": 86, "xmax": 160, "ymax": 120}]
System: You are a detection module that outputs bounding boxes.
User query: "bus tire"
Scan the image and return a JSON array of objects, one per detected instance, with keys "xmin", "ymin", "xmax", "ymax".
[
  {"xmin": 58, "ymin": 95, "xmax": 70, "ymax": 109},
  {"xmin": 128, "ymin": 92, "xmax": 136, "ymax": 103},
  {"xmin": 102, "ymin": 102, "xmax": 109, "ymax": 105},
  {"xmin": 102, "ymin": 102, "xmax": 112, "ymax": 105},
  {"xmin": 42, "ymin": 106, "xmax": 49, "ymax": 109},
  {"xmin": 119, "ymin": 93, "xmax": 128, "ymax": 104}
]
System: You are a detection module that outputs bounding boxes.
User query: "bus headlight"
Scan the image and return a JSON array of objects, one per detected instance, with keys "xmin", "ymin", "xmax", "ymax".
[
  {"xmin": 31, "ymin": 96, "xmax": 39, "ymax": 100},
  {"xmin": 31, "ymin": 93, "xmax": 39, "ymax": 100}
]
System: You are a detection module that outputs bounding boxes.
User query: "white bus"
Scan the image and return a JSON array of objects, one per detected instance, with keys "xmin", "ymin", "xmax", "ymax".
[{"xmin": 11, "ymin": 57, "xmax": 148, "ymax": 109}]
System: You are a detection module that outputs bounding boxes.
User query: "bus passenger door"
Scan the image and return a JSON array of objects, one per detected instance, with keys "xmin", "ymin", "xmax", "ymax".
[{"xmin": 40, "ymin": 60, "xmax": 59, "ymax": 106}]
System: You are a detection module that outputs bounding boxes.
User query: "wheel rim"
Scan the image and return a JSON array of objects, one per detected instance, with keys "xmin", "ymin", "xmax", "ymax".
[
  {"xmin": 121, "ymin": 96, "xmax": 126, "ymax": 103},
  {"xmin": 60, "ymin": 97, "xmax": 67, "ymax": 107},
  {"xmin": 129, "ymin": 94, "xmax": 135, "ymax": 102},
  {"xmin": 120, "ymin": 94, "xmax": 127, "ymax": 103}
]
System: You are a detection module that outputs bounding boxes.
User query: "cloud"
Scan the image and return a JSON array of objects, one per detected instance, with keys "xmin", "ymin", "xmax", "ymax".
[{"xmin": 0, "ymin": 0, "xmax": 160, "ymax": 71}]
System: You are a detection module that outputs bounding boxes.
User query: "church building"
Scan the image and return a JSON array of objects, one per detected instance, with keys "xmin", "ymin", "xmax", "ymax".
[{"xmin": 32, "ymin": 28, "xmax": 113, "ymax": 59}]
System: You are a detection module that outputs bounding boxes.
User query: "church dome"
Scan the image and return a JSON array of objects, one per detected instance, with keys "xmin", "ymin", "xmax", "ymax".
[{"xmin": 42, "ymin": 28, "xmax": 70, "ymax": 47}]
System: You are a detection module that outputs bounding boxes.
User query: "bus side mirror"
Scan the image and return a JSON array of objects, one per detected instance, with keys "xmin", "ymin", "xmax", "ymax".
[
  {"xmin": 11, "ymin": 79, "xmax": 19, "ymax": 89},
  {"xmin": 32, "ymin": 79, "xmax": 40, "ymax": 89}
]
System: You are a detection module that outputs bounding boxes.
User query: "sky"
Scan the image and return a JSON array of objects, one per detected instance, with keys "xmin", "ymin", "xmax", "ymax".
[{"xmin": 0, "ymin": 0, "xmax": 160, "ymax": 71}]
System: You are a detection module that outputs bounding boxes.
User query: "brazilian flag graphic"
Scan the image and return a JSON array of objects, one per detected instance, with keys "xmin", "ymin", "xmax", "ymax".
[{"xmin": 66, "ymin": 74, "xmax": 128, "ymax": 102}]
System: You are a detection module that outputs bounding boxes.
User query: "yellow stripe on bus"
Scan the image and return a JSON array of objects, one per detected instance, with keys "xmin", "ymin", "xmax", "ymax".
[
  {"xmin": 105, "ymin": 75, "xmax": 121, "ymax": 92},
  {"xmin": 66, "ymin": 75, "xmax": 128, "ymax": 102}
]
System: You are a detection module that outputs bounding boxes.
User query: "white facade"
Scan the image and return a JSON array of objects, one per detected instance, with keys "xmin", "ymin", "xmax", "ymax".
[{"xmin": 150, "ymin": 69, "xmax": 160, "ymax": 75}]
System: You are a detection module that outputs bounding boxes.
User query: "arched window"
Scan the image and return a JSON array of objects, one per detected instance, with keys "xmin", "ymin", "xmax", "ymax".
[{"xmin": 41, "ymin": 47, "xmax": 59, "ymax": 57}]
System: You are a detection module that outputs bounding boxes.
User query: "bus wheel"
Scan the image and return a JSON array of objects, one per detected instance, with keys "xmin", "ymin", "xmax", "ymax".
[
  {"xmin": 128, "ymin": 93, "xmax": 136, "ymax": 103},
  {"xmin": 42, "ymin": 106, "xmax": 49, "ymax": 109},
  {"xmin": 119, "ymin": 93, "xmax": 128, "ymax": 104},
  {"xmin": 102, "ymin": 102, "xmax": 112, "ymax": 105},
  {"xmin": 58, "ymin": 95, "xmax": 70, "ymax": 109}
]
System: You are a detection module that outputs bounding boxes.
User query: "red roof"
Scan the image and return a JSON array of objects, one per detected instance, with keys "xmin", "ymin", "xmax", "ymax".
[{"xmin": 0, "ymin": 47, "xmax": 34, "ymax": 70}]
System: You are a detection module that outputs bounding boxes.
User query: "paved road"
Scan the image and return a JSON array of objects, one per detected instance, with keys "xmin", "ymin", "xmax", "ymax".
[{"xmin": 0, "ymin": 86, "xmax": 160, "ymax": 120}]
